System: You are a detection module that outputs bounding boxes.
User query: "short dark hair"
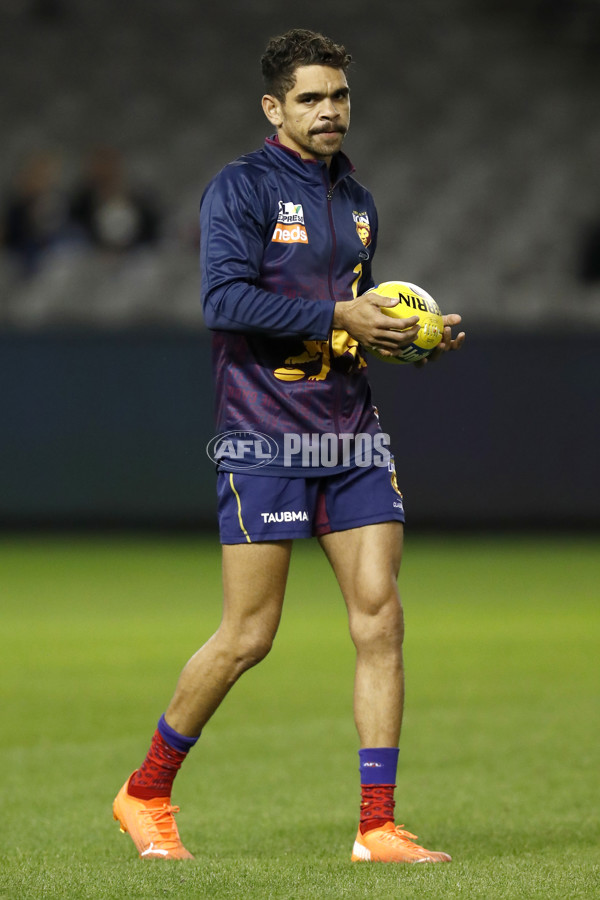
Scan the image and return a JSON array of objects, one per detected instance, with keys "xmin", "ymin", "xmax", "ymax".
[{"xmin": 261, "ymin": 29, "xmax": 352, "ymax": 101}]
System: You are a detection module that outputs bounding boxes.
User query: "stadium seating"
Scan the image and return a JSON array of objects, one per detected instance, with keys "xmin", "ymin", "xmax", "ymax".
[{"xmin": 1, "ymin": 0, "xmax": 599, "ymax": 328}]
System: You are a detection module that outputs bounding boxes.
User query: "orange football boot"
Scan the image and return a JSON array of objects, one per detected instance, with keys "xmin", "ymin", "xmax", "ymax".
[
  {"xmin": 352, "ymin": 822, "xmax": 451, "ymax": 863},
  {"xmin": 112, "ymin": 773, "xmax": 194, "ymax": 859}
]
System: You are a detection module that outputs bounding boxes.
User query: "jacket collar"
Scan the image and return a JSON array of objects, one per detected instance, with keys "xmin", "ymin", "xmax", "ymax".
[{"xmin": 264, "ymin": 135, "xmax": 355, "ymax": 187}]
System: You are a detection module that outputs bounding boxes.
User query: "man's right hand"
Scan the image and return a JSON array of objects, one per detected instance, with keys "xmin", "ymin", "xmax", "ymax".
[{"xmin": 332, "ymin": 291, "xmax": 420, "ymax": 358}]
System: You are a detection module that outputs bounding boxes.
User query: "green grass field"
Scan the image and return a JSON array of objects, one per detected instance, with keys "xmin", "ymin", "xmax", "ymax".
[{"xmin": 1, "ymin": 533, "xmax": 599, "ymax": 899}]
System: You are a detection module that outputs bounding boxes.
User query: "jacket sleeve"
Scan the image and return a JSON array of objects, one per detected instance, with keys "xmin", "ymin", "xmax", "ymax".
[{"xmin": 200, "ymin": 165, "xmax": 334, "ymax": 339}]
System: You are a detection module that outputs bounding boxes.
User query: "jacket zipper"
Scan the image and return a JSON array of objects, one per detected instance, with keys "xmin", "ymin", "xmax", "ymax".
[
  {"xmin": 325, "ymin": 182, "xmax": 336, "ymax": 298},
  {"xmin": 325, "ymin": 178, "xmax": 341, "ymax": 435}
]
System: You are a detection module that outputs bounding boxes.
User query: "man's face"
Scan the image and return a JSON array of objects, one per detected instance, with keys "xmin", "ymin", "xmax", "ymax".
[{"xmin": 262, "ymin": 65, "xmax": 350, "ymax": 165}]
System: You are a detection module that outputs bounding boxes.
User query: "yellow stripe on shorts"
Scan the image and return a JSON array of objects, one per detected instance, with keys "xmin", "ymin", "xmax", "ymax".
[{"xmin": 229, "ymin": 473, "xmax": 251, "ymax": 543}]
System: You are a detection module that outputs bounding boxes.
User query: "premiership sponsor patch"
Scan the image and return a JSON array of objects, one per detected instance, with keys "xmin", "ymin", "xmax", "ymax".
[{"xmin": 272, "ymin": 200, "xmax": 308, "ymax": 243}]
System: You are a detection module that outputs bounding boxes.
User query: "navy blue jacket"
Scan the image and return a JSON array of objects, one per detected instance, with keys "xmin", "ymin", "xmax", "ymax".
[{"xmin": 200, "ymin": 136, "xmax": 384, "ymax": 475}]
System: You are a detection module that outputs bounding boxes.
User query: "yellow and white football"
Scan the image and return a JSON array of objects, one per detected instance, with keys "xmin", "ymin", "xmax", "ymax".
[{"xmin": 368, "ymin": 281, "xmax": 443, "ymax": 364}]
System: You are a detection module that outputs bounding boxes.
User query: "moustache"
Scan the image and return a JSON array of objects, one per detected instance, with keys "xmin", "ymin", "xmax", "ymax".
[{"xmin": 310, "ymin": 125, "xmax": 347, "ymax": 135}]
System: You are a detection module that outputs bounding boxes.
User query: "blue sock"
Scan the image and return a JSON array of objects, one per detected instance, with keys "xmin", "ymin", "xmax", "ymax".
[
  {"xmin": 359, "ymin": 747, "xmax": 399, "ymax": 785},
  {"xmin": 157, "ymin": 714, "xmax": 201, "ymax": 754}
]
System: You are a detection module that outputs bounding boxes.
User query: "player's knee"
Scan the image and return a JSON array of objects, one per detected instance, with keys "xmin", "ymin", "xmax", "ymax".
[
  {"xmin": 234, "ymin": 628, "xmax": 275, "ymax": 670},
  {"xmin": 349, "ymin": 592, "xmax": 404, "ymax": 650}
]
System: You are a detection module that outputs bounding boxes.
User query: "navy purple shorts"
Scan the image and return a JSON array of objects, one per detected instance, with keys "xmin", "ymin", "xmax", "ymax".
[{"xmin": 217, "ymin": 461, "xmax": 405, "ymax": 544}]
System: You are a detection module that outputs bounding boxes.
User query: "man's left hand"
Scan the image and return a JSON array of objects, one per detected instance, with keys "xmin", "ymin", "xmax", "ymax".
[{"xmin": 414, "ymin": 314, "xmax": 465, "ymax": 367}]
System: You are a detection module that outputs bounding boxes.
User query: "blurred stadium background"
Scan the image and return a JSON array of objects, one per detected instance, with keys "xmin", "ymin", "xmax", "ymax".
[
  {"xmin": 1, "ymin": 0, "xmax": 599, "ymax": 528},
  {"xmin": 3, "ymin": 7, "xmax": 599, "ymax": 894}
]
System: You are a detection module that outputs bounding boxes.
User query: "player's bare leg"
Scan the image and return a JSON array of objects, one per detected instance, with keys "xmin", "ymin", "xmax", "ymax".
[
  {"xmin": 319, "ymin": 521, "xmax": 405, "ymax": 747},
  {"xmin": 319, "ymin": 521, "xmax": 450, "ymax": 863},
  {"xmin": 165, "ymin": 539, "xmax": 293, "ymax": 736},
  {"xmin": 113, "ymin": 539, "xmax": 292, "ymax": 859}
]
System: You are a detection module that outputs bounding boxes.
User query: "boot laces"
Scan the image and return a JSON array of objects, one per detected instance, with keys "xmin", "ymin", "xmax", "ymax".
[
  {"xmin": 383, "ymin": 824, "xmax": 422, "ymax": 849},
  {"xmin": 139, "ymin": 802, "xmax": 182, "ymax": 848}
]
